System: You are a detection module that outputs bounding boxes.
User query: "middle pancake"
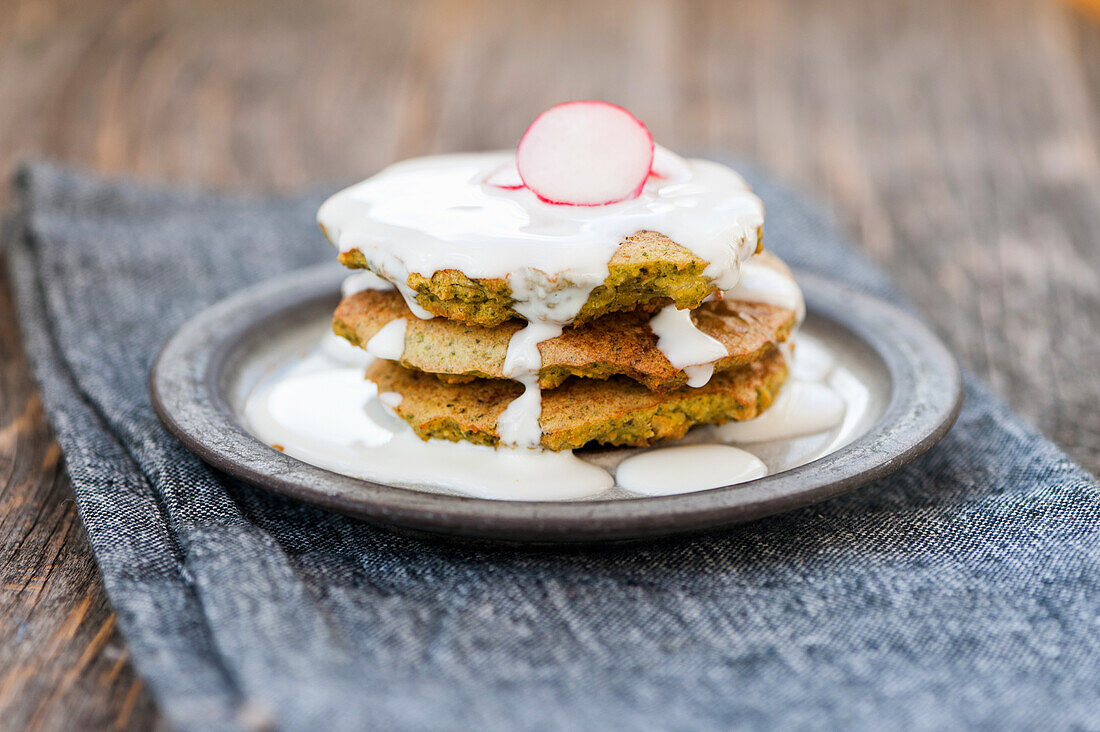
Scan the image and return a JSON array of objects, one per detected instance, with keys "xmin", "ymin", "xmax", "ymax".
[{"xmin": 335, "ymin": 290, "xmax": 796, "ymax": 392}]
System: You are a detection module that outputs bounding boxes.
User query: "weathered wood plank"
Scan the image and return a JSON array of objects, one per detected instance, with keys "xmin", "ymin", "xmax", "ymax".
[{"xmin": 0, "ymin": 257, "xmax": 161, "ymax": 729}]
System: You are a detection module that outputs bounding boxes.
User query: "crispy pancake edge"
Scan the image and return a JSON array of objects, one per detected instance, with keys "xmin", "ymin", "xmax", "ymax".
[
  {"xmin": 337, "ymin": 228, "xmax": 765, "ymax": 327},
  {"xmin": 367, "ymin": 347, "xmax": 788, "ymax": 451}
]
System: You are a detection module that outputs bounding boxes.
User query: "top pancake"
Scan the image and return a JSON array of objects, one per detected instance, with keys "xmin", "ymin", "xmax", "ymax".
[
  {"xmin": 334, "ymin": 252, "xmax": 796, "ymax": 392},
  {"xmin": 337, "ymin": 229, "xmax": 764, "ymax": 328}
]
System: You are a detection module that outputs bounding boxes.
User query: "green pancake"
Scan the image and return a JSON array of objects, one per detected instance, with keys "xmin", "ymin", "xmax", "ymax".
[
  {"xmin": 366, "ymin": 347, "xmax": 788, "ymax": 452},
  {"xmin": 334, "ymin": 287, "xmax": 795, "ymax": 391},
  {"xmin": 335, "ymin": 228, "xmax": 764, "ymax": 327}
]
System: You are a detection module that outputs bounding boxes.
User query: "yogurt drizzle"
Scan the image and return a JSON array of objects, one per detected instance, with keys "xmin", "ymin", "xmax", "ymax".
[
  {"xmin": 317, "ymin": 151, "xmax": 764, "ymax": 447},
  {"xmin": 648, "ymin": 305, "xmax": 728, "ymax": 388},
  {"xmin": 725, "ymin": 257, "xmax": 806, "ymax": 324},
  {"xmin": 364, "ymin": 318, "xmax": 407, "ymax": 361}
]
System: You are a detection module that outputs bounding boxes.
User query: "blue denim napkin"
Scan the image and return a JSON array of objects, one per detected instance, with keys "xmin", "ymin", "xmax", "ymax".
[{"xmin": 6, "ymin": 161, "xmax": 1099, "ymax": 731}]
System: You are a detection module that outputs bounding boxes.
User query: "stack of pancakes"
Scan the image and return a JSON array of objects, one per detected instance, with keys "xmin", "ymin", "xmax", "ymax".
[{"xmin": 330, "ymin": 231, "xmax": 797, "ymax": 452}]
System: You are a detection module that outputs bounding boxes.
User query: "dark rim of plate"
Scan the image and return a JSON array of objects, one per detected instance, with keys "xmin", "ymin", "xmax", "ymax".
[{"xmin": 150, "ymin": 264, "xmax": 963, "ymax": 544}]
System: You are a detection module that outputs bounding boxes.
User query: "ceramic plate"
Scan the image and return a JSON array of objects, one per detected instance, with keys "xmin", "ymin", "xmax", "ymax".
[{"xmin": 150, "ymin": 264, "xmax": 962, "ymax": 544}]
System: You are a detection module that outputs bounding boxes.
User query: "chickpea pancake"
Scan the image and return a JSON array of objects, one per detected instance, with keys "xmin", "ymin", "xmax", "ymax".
[
  {"xmin": 335, "ymin": 291, "xmax": 794, "ymax": 391},
  {"xmin": 336, "ymin": 229, "xmax": 764, "ymax": 327},
  {"xmin": 366, "ymin": 347, "xmax": 788, "ymax": 452}
]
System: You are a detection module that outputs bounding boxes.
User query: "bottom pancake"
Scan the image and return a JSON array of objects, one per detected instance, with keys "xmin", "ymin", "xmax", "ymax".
[
  {"xmin": 333, "ymin": 252, "xmax": 798, "ymax": 392},
  {"xmin": 367, "ymin": 348, "xmax": 788, "ymax": 452}
]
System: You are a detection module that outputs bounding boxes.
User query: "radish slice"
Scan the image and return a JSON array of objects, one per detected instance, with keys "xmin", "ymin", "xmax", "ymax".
[
  {"xmin": 484, "ymin": 161, "xmax": 524, "ymax": 189},
  {"xmin": 649, "ymin": 144, "xmax": 692, "ymax": 182},
  {"xmin": 516, "ymin": 101, "xmax": 654, "ymax": 206}
]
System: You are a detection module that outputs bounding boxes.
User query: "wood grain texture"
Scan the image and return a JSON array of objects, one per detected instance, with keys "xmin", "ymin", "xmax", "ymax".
[
  {"xmin": 0, "ymin": 256, "xmax": 160, "ymax": 730},
  {"xmin": 2, "ymin": 0, "xmax": 1099, "ymax": 725}
]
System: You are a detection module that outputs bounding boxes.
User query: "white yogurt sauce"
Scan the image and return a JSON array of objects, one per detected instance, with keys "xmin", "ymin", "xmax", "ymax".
[
  {"xmin": 318, "ymin": 151, "xmax": 764, "ymax": 448},
  {"xmin": 341, "ymin": 270, "xmax": 394, "ymax": 297},
  {"xmin": 245, "ymin": 350, "xmax": 613, "ymax": 500},
  {"xmin": 725, "ymin": 256, "xmax": 806, "ymax": 323},
  {"xmin": 714, "ymin": 381, "xmax": 846, "ymax": 443},
  {"xmin": 497, "ymin": 321, "xmax": 563, "ymax": 447},
  {"xmin": 648, "ymin": 304, "xmax": 728, "ymax": 388},
  {"xmin": 256, "ymin": 364, "xmax": 392, "ymax": 449},
  {"xmin": 712, "ymin": 333, "xmax": 845, "ymax": 445},
  {"xmin": 364, "ymin": 318, "xmax": 407, "ymax": 361},
  {"xmin": 615, "ymin": 445, "xmax": 767, "ymax": 496},
  {"xmin": 317, "ymin": 152, "xmax": 763, "ymax": 311},
  {"xmin": 319, "ymin": 332, "xmax": 373, "ymax": 368},
  {"xmin": 788, "ymin": 336, "xmax": 835, "ymax": 381}
]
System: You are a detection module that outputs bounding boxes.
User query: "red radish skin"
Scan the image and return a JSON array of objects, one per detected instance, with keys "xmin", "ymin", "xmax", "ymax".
[
  {"xmin": 484, "ymin": 161, "xmax": 525, "ymax": 190},
  {"xmin": 516, "ymin": 101, "xmax": 655, "ymax": 206}
]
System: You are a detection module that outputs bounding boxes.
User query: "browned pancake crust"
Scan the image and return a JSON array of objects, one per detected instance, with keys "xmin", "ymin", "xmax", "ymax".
[
  {"xmin": 335, "ymin": 290, "xmax": 794, "ymax": 391},
  {"xmin": 367, "ymin": 348, "xmax": 788, "ymax": 452},
  {"xmin": 336, "ymin": 228, "xmax": 765, "ymax": 327}
]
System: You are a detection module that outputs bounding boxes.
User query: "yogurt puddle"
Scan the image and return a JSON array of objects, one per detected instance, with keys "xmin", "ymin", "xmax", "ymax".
[
  {"xmin": 245, "ymin": 351, "xmax": 613, "ymax": 501},
  {"xmin": 615, "ymin": 445, "xmax": 767, "ymax": 496}
]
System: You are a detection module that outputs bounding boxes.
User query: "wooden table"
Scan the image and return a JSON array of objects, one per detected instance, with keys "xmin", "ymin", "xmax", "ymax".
[{"xmin": 3, "ymin": 0, "xmax": 1099, "ymax": 727}]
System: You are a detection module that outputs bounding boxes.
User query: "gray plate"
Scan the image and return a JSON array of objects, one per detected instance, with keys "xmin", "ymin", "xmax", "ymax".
[{"xmin": 150, "ymin": 264, "xmax": 962, "ymax": 544}]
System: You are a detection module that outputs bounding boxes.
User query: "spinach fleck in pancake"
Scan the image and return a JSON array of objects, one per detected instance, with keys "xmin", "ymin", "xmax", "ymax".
[
  {"xmin": 335, "ymin": 229, "xmax": 764, "ymax": 327},
  {"xmin": 367, "ymin": 348, "xmax": 787, "ymax": 452}
]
